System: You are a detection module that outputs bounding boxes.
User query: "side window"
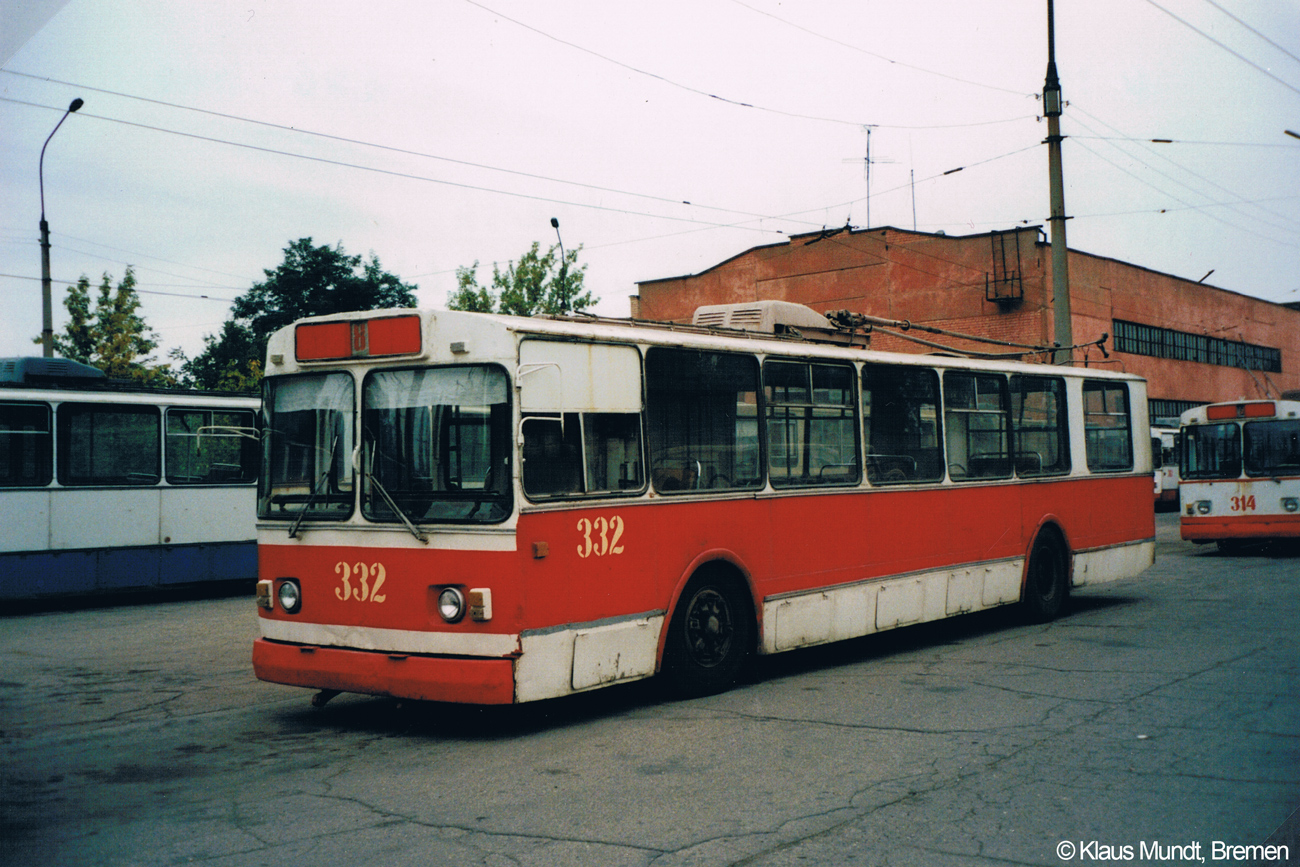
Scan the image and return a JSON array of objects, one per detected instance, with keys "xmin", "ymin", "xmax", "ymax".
[
  {"xmin": 1084, "ymin": 381, "xmax": 1134, "ymax": 471},
  {"xmin": 943, "ymin": 372, "xmax": 1011, "ymax": 480},
  {"xmin": 764, "ymin": 360, "xmax": 859, "ymax": 487},
  {"xmin": 166, "ymin": 408, "xmax": 258, "ymax": 484},
  {"xmin": 58, "ymin": 403, "xmax": 160, "ymax": 486},
  {"xmin": 862, "ymin": 364, "xmax": 944, "ymax": 484},
  {"xmin": 0, "ymin": 402, "xmax": 52, "ymax": 487},
  {"xmin": 521, "ymin": 413, "xmax": 643, "ymax": 499},
  {"xmin": 647, "ymin": 349, "xmax": 760, "ymax": 493},
  {"xmin": 1010, "ymin": 375, "xmax": 1070, "ymax": 476}
]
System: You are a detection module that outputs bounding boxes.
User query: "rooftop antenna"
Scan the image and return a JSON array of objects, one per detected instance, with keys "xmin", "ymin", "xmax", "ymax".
[{"xmin": 843, "ymin": 125, "xmax": 892, "ymax": 228}]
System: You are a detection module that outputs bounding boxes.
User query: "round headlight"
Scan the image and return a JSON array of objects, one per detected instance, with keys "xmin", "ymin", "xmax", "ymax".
[
  {"xmin": 438, "ymin": 587, "xmax": 465, "ymax": 623},
  {"xmin": 277, "ymin": 579, "xmax": 302, "ymax": 614}
]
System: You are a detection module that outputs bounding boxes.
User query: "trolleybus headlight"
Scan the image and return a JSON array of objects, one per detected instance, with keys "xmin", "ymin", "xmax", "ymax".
[
  {"xmin": 1284, "ymin": 497, "xmax": 1299, "ymax": 513},
  {"xmin": 437, "ymin": 587, "xmax": 466, "ymax": 623},
  {"xmin": 277, "ymin": 579, "xmax": 303, "ymax": 614},
  {"xmin": 1196, "ymin": 500, "xmax": 1212, "ymax": 515}
]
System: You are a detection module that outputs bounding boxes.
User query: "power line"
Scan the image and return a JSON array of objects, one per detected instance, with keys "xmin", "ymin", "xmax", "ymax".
[
  {"xmin": 1198, "ymin": 0, "xmax": 1300, "ymax": 68},
  {"xmin": 1, "ymin": 69, "xmax": 786, "ymax": 224},
  {"xmin": 1069, "ymin": 104, "xmax": 1300, "ymax": 237},
  {"xmin": 723, "ymin": 0, "xmax": 1034, "ymax": 98},
  {"xmin": 0, "ymin": 271, "xmax": 236, "ymax": 302},
  {"xmin": 1071, "ymin": 135, "xmax": 1300, "ymax": 149},
  {"xmin": 1141, "ymin": 0, "xmax": 1300, "ymax": 97},
  {"xmin": 0, "ymin": 95, "xmax": 793, "ymax": 234},
  {"xmin": 1069, "ymin": 134, "xmax": 1299, "ymax": 249},
  {"xmin": 461, "ymin": 0, "xmax": 1035, "ymax": 130}
]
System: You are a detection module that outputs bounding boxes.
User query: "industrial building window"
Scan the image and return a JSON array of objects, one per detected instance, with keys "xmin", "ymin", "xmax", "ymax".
[
  {"xmin": 1149, "ymin": 399, "xmax": 1203, "ymax": 425},
  {"xmin": 1113, "ymin": 320, "xmax": 1281, "ymax": 373}
]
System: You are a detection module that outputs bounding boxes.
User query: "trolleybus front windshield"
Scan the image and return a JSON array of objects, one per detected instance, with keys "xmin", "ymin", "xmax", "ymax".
[
  {"xmin": 1181, "ymin": 423, "xmax": 1241, "ymax": 480},
  {"xmin": 361, "ymin": 366, "xmax": 511, "ymax": 524},
  {"xmin": 260, "ymin": 372, "xmax": 354, "ymax": 520},
  {"xmin": 1244, "ymin": 418, "xmax": 1300, "ymax": 477}
]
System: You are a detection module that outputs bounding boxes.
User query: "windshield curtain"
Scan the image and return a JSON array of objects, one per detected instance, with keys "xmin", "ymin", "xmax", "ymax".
[
  {"xmin": 259, "ymin": 373, "xmax": 355, "ymax": 520},
  {"xmin": 1181, "ymin": 423, "xmax": 1241, "ymax": 480},
  {"xmin": 362, "ymin": 366, "xmax": 511, "ymax": 524},
  {"xmin": 1244, "ymin": 418, "xmax": 1300, "ymax": 477}
]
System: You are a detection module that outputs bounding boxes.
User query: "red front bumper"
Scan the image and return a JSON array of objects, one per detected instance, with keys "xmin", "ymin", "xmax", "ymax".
[
  {"xmin": 253, "ymin": 638, "xmax": 517, "ymax": 705},
  {"xmin": 1181, "ymin": 515, "xmax": 1300, "ymax": 542}
]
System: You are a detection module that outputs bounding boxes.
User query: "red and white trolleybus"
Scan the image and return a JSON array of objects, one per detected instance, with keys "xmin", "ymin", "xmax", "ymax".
[
  {"xmin": 1179, "ymin": 398, "xmax": 1300, "ymax": 550},
  {"xmin": 252, "ymin": 302, "xmax": 1156, "ymax": 705}
]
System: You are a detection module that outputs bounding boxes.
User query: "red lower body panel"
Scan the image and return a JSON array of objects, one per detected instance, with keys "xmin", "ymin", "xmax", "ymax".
[
  {"xmin": 1181, "ymin": 515, "xmax": 1300, "ymax": 542},
  {"xmin": 253, "ymin": 638, "xmax": 516, "ymax": 704}
]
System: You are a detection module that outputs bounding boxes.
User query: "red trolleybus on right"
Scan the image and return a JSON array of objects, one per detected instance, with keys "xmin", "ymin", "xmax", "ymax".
[
  {"xmin": 252, "ymin": 302, "xmax": 1155, "ymax": 705},
  {"xmin": 1179, "ymin": 398, "xmax": 1300, "ymax": 551}
]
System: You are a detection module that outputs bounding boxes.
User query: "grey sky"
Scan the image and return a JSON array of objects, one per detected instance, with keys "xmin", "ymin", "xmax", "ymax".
[{"xmin": 2, "ymin": 0, "xmax": 1297, "ymax": 364}]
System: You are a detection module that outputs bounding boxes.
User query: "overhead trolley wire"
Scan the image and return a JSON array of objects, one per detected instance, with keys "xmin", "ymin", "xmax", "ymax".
[
  {"xmin": 723, "ymin": 0, "xmax": 1035, "ymax": 99},
  {"xmin": 461, "ymin": 0, "xmax": 1035, "ymax": 130},
  {"xmin": 1, "ymin": 69, "xmax": 786, "ymax": 225},
  {"xmin": 0, "ymin": 95, "xmax": 792, "ymax": 235},
  {"xmin": 1141, "ymin": 0, "xmax": 1300, "ymax": 97}
]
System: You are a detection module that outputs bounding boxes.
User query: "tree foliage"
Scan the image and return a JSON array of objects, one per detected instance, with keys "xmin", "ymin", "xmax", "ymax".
[
  {"xmin": 448, "ymin": 241, "xmax": 594, "ymax": 316},
  {"xmin": 175, "ymin": 238, "xmax": 418, "ymax": 391},
  {"xmin": 43, "ymin": 268, "xmax": 174, "ymax": 385}
]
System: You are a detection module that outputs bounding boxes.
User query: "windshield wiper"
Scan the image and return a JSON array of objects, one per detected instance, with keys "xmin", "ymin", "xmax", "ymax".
[
  {"xmin": 363, "ymin": 444, "xmax": 428, "ymax": 543},
  {"xmin": 289, "ymin": 435, "xmax": 339, "ymax": 539}
]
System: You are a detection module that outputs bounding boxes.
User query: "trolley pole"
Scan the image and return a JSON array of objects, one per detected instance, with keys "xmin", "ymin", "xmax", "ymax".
[{"xmin": 1043, "ymin": 1, "xmax": 1072, "ymax": 365}]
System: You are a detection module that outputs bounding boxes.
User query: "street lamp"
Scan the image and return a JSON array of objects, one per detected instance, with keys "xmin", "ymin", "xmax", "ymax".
[
  {"xmin": 39, "ymin": 97, "xmax": 84, "ymax": 358},
  {"xmin": 550, "ymin": 217, "xmax": 569, "ymax": 313}
]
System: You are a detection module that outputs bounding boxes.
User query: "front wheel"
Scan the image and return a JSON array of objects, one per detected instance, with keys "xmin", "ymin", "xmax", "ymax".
[
  {"xmin": 661, "ymin": 571, "xmax": 752, "ymax": 698},
  {"xmin": 1021, "ymin": 531, "xmax": 1069, "ymax": 623}
]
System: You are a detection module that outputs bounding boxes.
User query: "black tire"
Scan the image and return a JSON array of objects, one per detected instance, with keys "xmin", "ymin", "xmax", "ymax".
[
  {"xmin": 661, "ymin": 569, "xmax": 753, "ymax": 698},
  {"xmin": 1021, "ymin": 530, "xmax": 1069, "ymax": 623}
]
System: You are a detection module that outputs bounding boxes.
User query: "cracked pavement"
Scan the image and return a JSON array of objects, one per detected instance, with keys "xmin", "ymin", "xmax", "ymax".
[{"xmin": 1, "ymin": 512, "xmax": 1297, "ymax": 866}]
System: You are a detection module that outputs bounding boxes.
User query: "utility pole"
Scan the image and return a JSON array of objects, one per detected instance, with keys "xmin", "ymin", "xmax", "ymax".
[{"xmin": 1043, "ymin": 0, "xmax": 1072, "ymax": 365}]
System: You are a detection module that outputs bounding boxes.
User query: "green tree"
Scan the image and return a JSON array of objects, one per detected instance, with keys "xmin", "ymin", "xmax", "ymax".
[
  {"xmin": 448, "ymin": 241, "xmax": 595, "ymax": 316},
  {"xmin": 176, "ymin": 238, "xmax": 418, "ymax": 391},
  {"xmin": 42, "ymin": 268, "xmax": 174, "ymax": 385}
]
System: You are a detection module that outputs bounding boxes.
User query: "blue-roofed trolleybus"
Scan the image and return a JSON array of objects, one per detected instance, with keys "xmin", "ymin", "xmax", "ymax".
[{"xmin": 0, "ymin": 357, "xmax": 260, "ymax": 602}]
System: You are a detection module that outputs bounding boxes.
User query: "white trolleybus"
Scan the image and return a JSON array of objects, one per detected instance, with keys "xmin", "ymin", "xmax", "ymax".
[
  {"xmin": 1152, "ymin": 423, "xmax": 1180, "ymax": 508},
  {"xmin": 1179, "ymin": 398, "xmax": 1300, "ymax": 551},
  {"xmin": 0, "ymin": 357, "xmax": 260, "ymax": 602},
  {"xmin": 252, "ymin": 303, "xmax": 1156, "ymax": 705}
]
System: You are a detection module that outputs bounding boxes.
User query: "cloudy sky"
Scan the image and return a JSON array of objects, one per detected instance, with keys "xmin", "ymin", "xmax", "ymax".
[{"xmin": 2, "ymin": 0, "xmax": 1298, "ymax": 365}]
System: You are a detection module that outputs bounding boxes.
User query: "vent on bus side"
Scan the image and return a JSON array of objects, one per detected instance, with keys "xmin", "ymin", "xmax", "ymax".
[{"xmin": 691, "ymin": 301, "xmax": 833, "ymax": 334}]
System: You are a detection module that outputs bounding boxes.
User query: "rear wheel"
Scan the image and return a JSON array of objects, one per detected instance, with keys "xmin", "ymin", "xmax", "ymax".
[
  {"xmin": 1021, "ymin": 530, "xmax": 1069, "ymax": 623},
  {"xmin": 662, "ymin": 569, "xmax": 752, "ymax": 698}
]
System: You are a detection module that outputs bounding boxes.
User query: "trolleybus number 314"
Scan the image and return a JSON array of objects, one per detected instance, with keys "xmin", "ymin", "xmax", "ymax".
[
  {"xmin": 1231, "ymin": 495, "xmax": 1257, "ymax": 512},
  {"xmin": 334, "ymin": 561, "xmax": 388, "ymax": 603},
  {"xmin": 577, "ymin": 515, "xmax": 626, "ymax": 558}
]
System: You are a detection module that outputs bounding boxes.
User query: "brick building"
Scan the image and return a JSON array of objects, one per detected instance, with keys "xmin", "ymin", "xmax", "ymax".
[{"xmin": 633, "ymin": 225, "xmax": 1300, "ymax": 422}]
